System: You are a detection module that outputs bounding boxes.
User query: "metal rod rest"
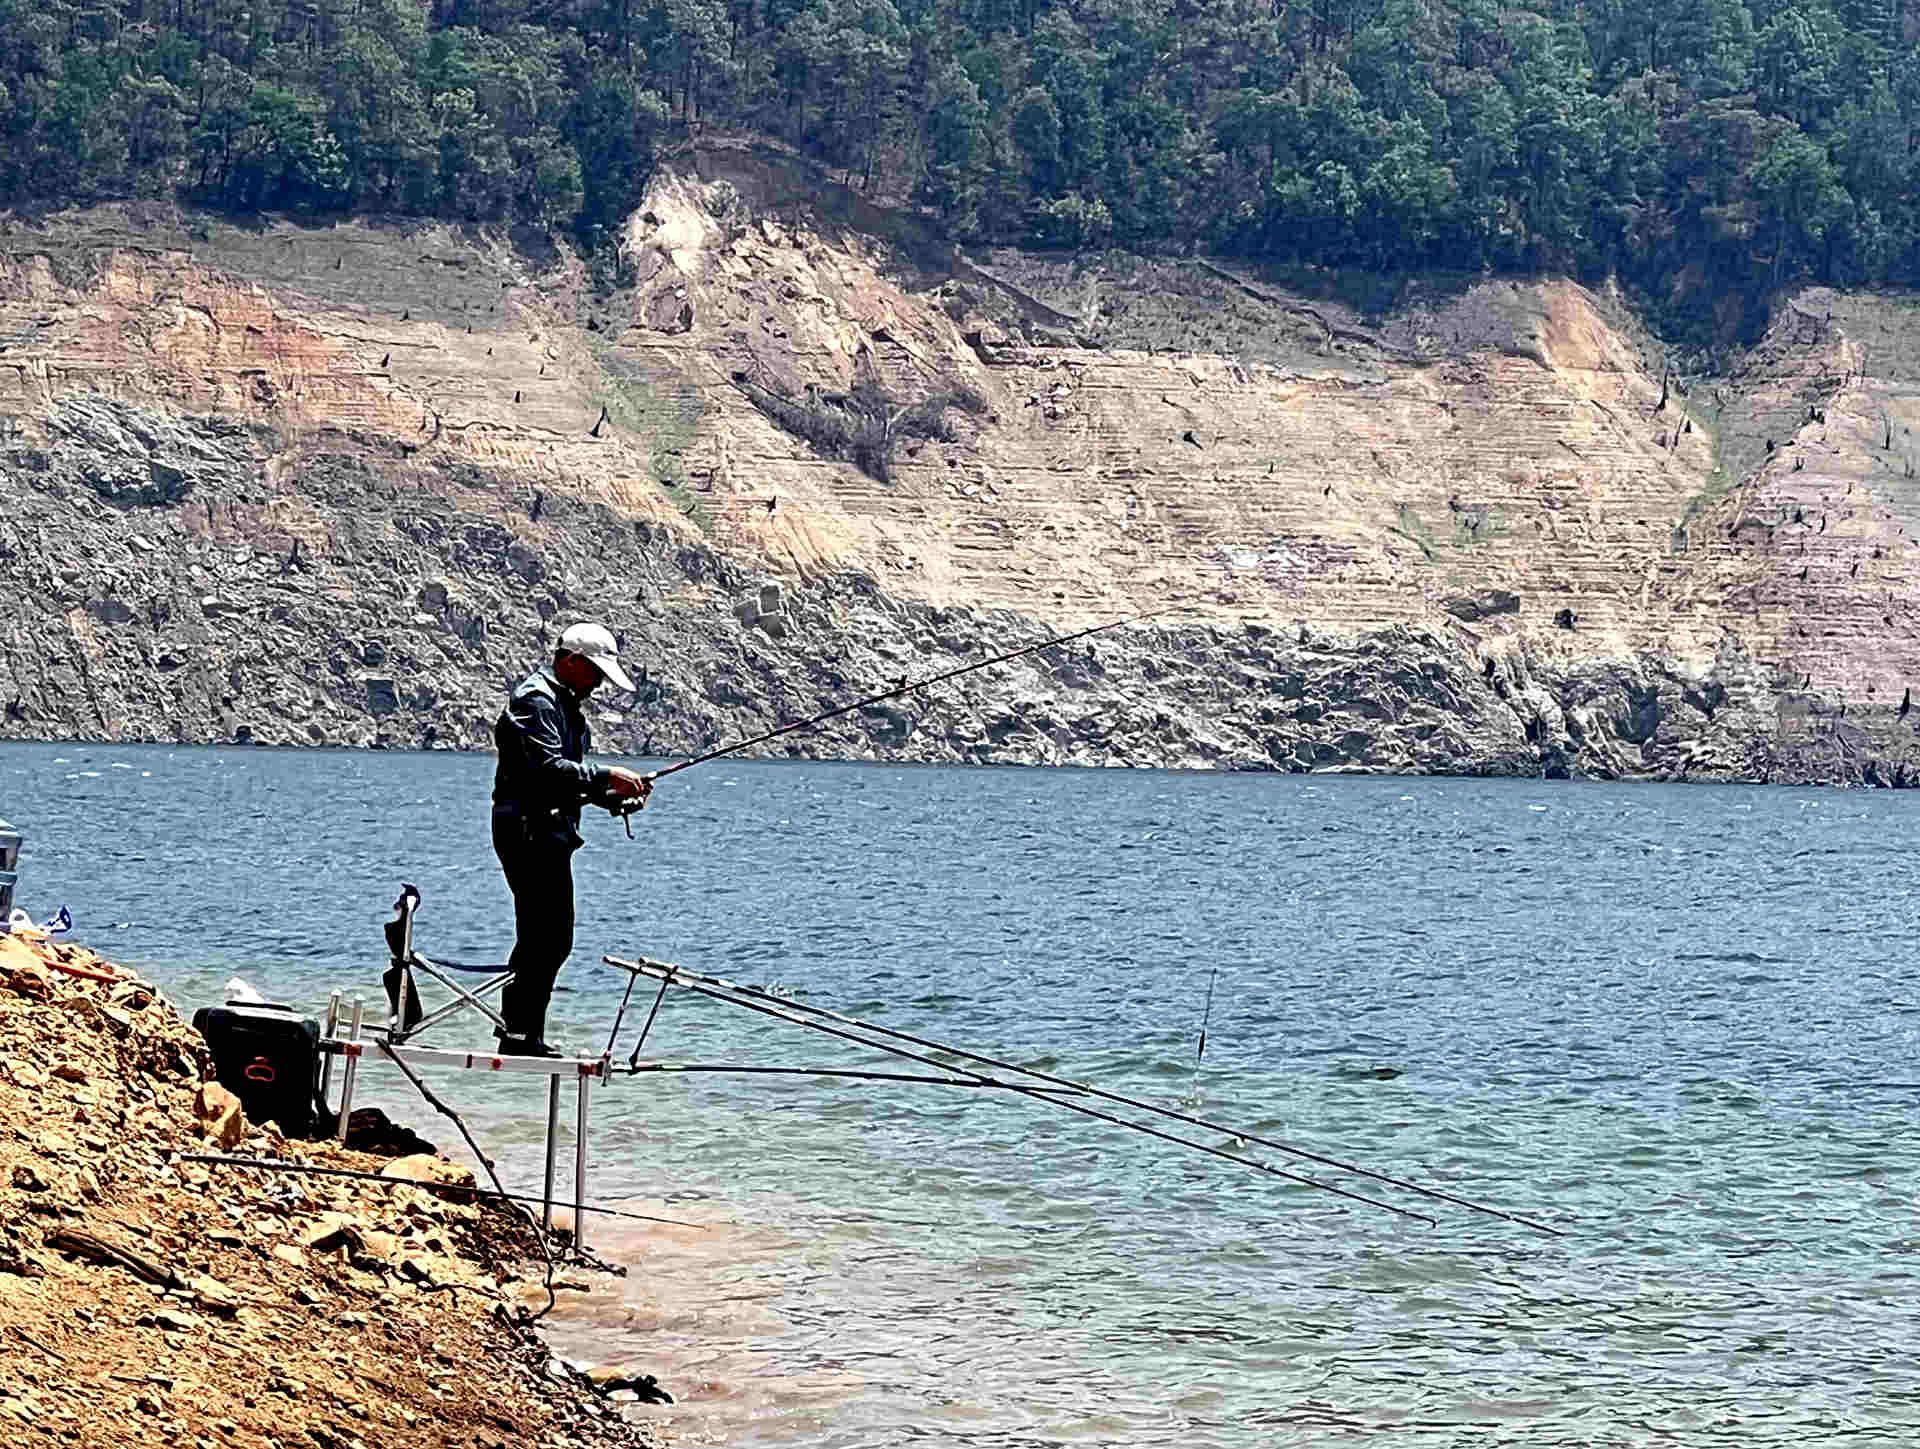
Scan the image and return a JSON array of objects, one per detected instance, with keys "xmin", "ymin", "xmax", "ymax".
[
  {"xmin": 543, "ymin": 1077, "xmax": 561, "ymax": 1232},
  {"xmin": 318, "ymin": 992, "xmax": 342, "ymax": 1109},
  {"xmin": 575, "ymin": 1067, "xmax": 591, "ymax": 1254},
  {"xmin": 335, "ymin": 998, "xmax": 364, "ymax": 1141}
]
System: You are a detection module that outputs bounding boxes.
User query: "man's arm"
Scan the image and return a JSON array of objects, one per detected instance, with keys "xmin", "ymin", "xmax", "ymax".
[{"xmin": 506, "ymin": 691, "xmax": 610, "ymax": 805}]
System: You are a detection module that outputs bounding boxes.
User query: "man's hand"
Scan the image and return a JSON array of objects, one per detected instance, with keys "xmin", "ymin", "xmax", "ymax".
[{"xmin": 607, "ymin": 767, "xmax": 652, "ymax": 806}]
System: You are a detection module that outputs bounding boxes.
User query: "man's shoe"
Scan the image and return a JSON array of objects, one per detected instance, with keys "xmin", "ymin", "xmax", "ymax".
[{"xmin": 495, "ymin": 1034, "xmax": 563, "ymax": 1059}]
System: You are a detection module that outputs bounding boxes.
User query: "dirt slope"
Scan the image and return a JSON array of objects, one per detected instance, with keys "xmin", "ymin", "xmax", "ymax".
[{"xmin": 0, "ymin": 928, "xmax": 662, "ymax": 1449}]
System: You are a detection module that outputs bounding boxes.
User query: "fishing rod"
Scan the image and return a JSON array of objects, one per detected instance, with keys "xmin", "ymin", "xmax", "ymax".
[
  {"xmin": 626, "ymin": 1062, "xmax": 1083, "ymax": 1092},
  {"xmin": 607, "ymin": 954, "xmax": 1564, "ymax": 1238},
  {"xmin": 176, "ymin": 1153, "xmax": 708, "ymax": 1229},
  {"xmin": 635, "ymin": 605, "xmax": 1183, "ymax": 787},
  {"xmin": 605, "ymin": 955, "xmax": 1440, "ymax": 1228}
]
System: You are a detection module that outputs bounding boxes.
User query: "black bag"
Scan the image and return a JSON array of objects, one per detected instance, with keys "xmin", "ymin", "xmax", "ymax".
[{"xmin": 191, "ymin": 1002, "xmax": 327, "ymax": 1139}]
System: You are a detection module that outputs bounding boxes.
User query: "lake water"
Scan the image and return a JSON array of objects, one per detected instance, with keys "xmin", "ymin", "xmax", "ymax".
[{"xmin": 3, "ymin": 742, "xmax": 1917, "ymax": 1446}]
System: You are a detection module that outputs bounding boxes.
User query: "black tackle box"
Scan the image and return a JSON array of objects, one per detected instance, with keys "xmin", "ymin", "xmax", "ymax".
[{"xmin": 191, "ymin": 1001, "xmax": 327, "ymax": 1139}]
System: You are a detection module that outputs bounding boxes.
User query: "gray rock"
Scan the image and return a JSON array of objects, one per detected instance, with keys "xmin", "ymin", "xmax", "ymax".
[{"xmin": 1443, "ymin": 589, "xmax": 1520, "ymax": 622}]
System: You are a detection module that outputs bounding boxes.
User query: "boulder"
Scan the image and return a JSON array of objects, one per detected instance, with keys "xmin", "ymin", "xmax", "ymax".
[
  {"xmin": 345, "ymin": 1106, "xmax": 438, "ymax": 1158},
  {"xmin": 1442, "ymin": 589, "xmax": 1521, "ymax": 622},
  {"xmin": 298, "ymin": 1212, "xmax": 365, "ymax": 1254}
]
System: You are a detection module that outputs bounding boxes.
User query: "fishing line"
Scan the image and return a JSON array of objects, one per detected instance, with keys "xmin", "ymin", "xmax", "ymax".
[{"xmin": 638, "ymin": 606, "xmax": 1184, "ymax": 785}]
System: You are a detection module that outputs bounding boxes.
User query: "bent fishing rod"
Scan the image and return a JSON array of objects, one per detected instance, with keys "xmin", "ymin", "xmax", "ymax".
[
  {"xmin": 604, "ymin": 955, "xmax": 1442, "ymax": 1229},
  {"xmin": 605, "ymin": 953, "xmax": 1564, "ymax": 1238},
  {"xmin": 629, "ymin": 605, "xmax": 1183, "ymax": 791}
]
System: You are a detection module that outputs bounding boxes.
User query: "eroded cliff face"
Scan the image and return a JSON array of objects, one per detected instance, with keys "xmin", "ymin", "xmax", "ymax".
[{"xmin": 2, "ymin": 151, "xmax": 1918, "ymax": 784}]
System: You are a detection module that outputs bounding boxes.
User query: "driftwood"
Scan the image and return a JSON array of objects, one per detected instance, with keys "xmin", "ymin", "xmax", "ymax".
[{"xmin": 44, "ymin": 1226, "xmax": 182, "ymax": 1288}]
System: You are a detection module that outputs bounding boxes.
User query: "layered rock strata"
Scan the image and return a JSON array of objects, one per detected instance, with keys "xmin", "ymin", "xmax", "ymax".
[{"xmin": 1, "ymin": 161, "xmax": 1918, "ymax": 785}]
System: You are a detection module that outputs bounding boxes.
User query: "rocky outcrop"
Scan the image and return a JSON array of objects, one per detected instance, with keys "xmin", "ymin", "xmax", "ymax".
[{"xmin": 2, "ymin": 165, "xmax": 1920, "ymax": 784}]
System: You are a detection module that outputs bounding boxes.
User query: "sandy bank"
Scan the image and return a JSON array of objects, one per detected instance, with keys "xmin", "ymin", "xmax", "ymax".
[{"xmin": 0, "ymin": 928, "xmax": 667, "ymax": 1449}]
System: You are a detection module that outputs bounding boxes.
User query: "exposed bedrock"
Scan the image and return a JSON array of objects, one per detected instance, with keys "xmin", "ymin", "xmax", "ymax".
[{"xmin": 3, "ymin": 157, "xmax": 1920, "ymax": 785}]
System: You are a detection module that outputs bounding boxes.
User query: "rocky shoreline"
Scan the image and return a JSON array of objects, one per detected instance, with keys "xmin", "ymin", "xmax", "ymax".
[{"xmin": 0, "ymin": 926, "xmax": 668, "ymax": 1449}]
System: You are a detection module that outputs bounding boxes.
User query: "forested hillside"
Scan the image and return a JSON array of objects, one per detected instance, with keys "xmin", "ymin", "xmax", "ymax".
[{"xmin": 0, "ymin": 0, "xmax": 1915, "ymax": 340}]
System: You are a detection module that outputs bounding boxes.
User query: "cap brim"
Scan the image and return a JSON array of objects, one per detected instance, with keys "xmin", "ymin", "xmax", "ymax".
[{"xmin": 595, "ymin": 655, "xmax": 636, "ymax": 692}]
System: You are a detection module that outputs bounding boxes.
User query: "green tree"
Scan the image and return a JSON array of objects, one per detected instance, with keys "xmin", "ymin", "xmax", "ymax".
[
  {"xmin": 1754, "ymin": 8, "xmax": 1842, "ymax": 129},
  {"xmin": 1011, "ymin": 84, "xmax": 1062, "ymax": 195},
  {"xmin": 920, "ymin": 57, "xmax": 989, "ymax": 225},
  {"xmin": 1751, "ymin": 127, "xmax": 1850, "ymax": 280}
]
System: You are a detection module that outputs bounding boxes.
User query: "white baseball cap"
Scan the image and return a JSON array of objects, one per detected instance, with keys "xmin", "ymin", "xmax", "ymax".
[{"xmin": 558, "ymin": 621, "xmax": 635, "ymax": 692}]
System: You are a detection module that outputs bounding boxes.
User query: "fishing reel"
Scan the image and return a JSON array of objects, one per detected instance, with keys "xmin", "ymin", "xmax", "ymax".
[{"xmin": 606, "ymin": 784, "xmax": 652, "ymax": 838}]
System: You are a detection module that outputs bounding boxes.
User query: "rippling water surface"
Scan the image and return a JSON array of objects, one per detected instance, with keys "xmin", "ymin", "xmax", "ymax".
[{"xmin": 4, "ymin": 742, "xmax": 1918, "ymax": 1446}]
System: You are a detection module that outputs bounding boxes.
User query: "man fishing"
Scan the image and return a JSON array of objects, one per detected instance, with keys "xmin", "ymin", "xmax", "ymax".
[{"xmin": 492, "ymin": 621, "xmax": 651, "ymax": 1057}]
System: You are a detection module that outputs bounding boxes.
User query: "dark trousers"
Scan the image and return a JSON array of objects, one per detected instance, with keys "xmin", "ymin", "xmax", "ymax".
[{"xmin": 493, "ymin": 815, "xmax": 576, "ymax": 1043}]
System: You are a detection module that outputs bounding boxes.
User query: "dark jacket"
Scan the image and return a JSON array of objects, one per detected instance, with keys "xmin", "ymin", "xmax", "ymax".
[{"xmin": 492, "ymin": 666, "xmax": 612, "ymax": 851}]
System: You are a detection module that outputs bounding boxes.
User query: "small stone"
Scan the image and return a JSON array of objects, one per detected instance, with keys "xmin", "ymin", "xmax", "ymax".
[
  {"xmin": 396, "ymin": 1255, "xmax": 437, "ymax": 1286},
  {"xmin": 298, "ymin": 1214, "xmax": 362, "ymax": 1253},
  {"xmin": 354, "ymin": 1229, "xmax": 397, "ymax": 1264},
  {"xmin": 379, "ymin": 1155, "xmax": 474, "ymax": 1191},
  {"xmin": 190, "ymin": 1274, "xmax": 241, "ymax": 1313},
  {"xmin": 2, "ymin": 963, "xmax": 51, "ymax": 1000},
  {"xmin": 194, "ymin": 1081, "xmax": 246, "ymax": 1149},
  {"xmin": 363, "ymin": 677, "xmax": 399, "ymax": 715}
]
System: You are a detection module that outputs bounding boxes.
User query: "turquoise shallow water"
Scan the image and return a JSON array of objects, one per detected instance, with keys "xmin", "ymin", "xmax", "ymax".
[{"xmin": 3, "ymin": 742, "xmax": 1919, "ymax": 1446}]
